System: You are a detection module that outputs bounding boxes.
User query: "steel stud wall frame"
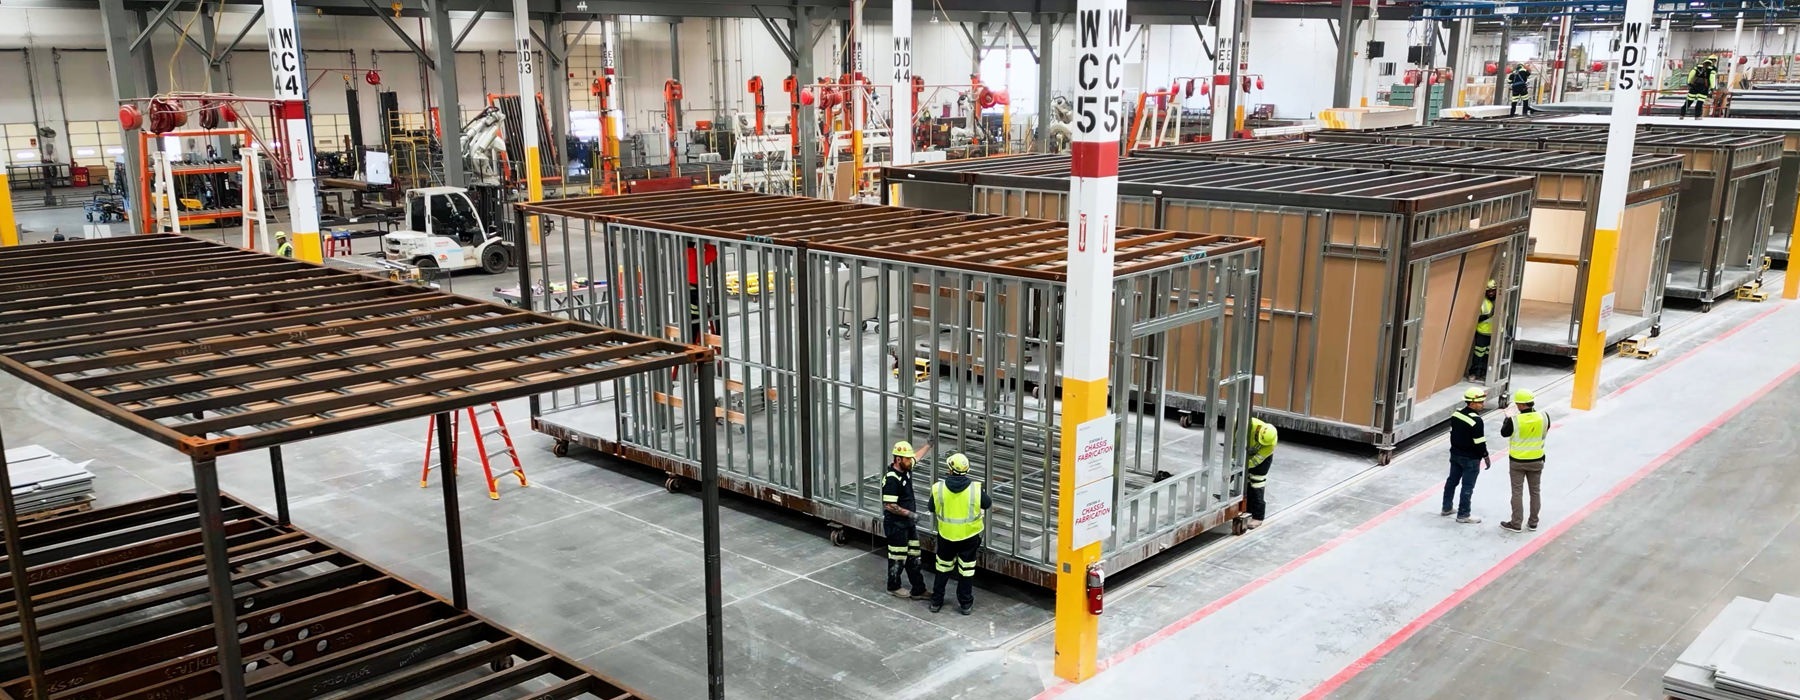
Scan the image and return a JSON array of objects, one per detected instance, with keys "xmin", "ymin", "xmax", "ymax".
[
  {"xmin": 1137, "ymin": 140, "xmax": 1686, "ymax": 357},
  {"xmin": 1315, "ymin": 124, "xmax": 1783, "ymax": 305},
  {"xmin": 0, "ymin": 234, "xmax": 717, "ymax": 700},
  {"xmin": 883, "ymin": 155, "xmax": 1536, "ymax": 457},
  {"xmin": 516, "ymin": 189, "xmax": 1266, "ymax": 586}
]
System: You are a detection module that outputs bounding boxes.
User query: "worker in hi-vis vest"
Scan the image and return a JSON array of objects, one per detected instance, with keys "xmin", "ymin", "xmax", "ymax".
[
  {"xmin": 1680, "ymin": 55, "xmax": 1720, "ymax": 120},
  {"xmin": 1246, "ymin": 417, "xmax": 1278, "ymax": 529},
  {"xmin": 928, "ymin": 453, "xmax": 991, "ymax": 615},
  {"xmin": 1499, "ymin": 389, "xmax": 1551, "ymax": 533},
  {"xmin": 273, "ymin": 231, "xmax": 294, "ymax": 259},
  {"xmin": 1467, "ymin": 279, "xmax": 1496, "ymax": 382},
  {"xmin": 880, "ymin": 441, "xmax": 927, "ymax": 600}
]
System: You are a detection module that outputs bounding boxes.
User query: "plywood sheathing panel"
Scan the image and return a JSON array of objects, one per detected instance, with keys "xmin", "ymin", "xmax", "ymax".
[
  {"xmin": 1523, "ymin": 208, "xmax": 1588, "ymax": 305},
  {"xmin": 1433, "ymin": 245, "xmax": 1497, "ymax": 397},
  {"xmin": 1615, "ymin": 199, "xmax": 1665, "ymax": 315},
  {"xmin": 1416, "ymin": 257, "xmax": 1462, "ymax": 400}
]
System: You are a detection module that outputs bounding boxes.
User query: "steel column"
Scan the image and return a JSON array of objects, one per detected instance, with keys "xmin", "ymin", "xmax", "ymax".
[
  {"xmin": 515, "ymin": 1, "xmax": 545, "ymax": 245},
  {"xmin": 669, "ymin": 21, "xmax": 682, "ymax": 84},
  {"xmin": 547, "ymin": 17, "xmax": 571, "ymax": 173},
  {"xmin": 436, "ymin": 411, "xmax": 470, "ymax": 608},
  {"xmin": 1035, "ymin": 14, "xmax": 1054, "ymax": 153},
  {"xmin": 1495, "ymin": 21, "xmax": 1510, "ymax": 106},
  {"xmin": 135, "ymin": 11, "xmax": 160, "ymax": 95},
  {"xmin": 265, "ymin": 0, "xmax": 324, "ymax": 261},
  {"xmin": 0, "ymin": 427, "xmax": 49, "ymax": 700},
  {"xmin": 427, "ymin": 0, "xmax": 467, "ymax": 187},
  {"xmin": 194, "ymin": 457, "xmax": 249, "ymax": 699},
  {"xmin": 270, "ymin": 445, "xmax": 291, "ymax": 525},
  {"xmin": 793, "ymin": 6, "xmax": 819, "ymax": 196},
  {"xmin": 1333, "ymin": 0, "xmax": 1355, "ymax": 107},
  {"xmin": 696, "ymin": 361, "xmax": 726, "ymax": 700},
  {"xmin": 100, "ymin": 0, "xmax": 144, "ymax": 226},
  {"xmin": 892, "ymin": 0, "xmax": 914, "ymax": 166},
  {"xmin": 1211, "ymin": 0, "xmax": 1239, "ymax": 140},
  {"xmin": 1448, "ymin": 18, "xmax": 1470, "ymax": 106}
]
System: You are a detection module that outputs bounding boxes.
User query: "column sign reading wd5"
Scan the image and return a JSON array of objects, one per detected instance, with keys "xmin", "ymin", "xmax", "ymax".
[
  {"xmin": 1071, "ymin": 415, "xmax": 1116, "ymax": 548},
  {"xmin": 1614, "ymin": 21, "xmax": 1648, "ymax": 90}
]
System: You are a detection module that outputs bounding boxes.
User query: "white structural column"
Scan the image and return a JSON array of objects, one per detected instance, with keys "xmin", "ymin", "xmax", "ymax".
[
  {"xmin": 851, "ymin": 0, "xmax": 867, "ymax": 191},
  {"xmin": 1055, "ymin": 0, "xmax": 1126, "ymax": 683},
  {"xmin": 1729, "ymin": 6, "xmax": 1746, "ymax": 89},
  {"xmin": 1210, "ymin": 0, "xmax": 1238, "ymax": 140},
  {"xmin": 891, "ymin": 0, "xmax": 912, "ymax": 166},
  {"xmin": 264, "ymin": 0, "xmax": 321, "ymax": 262},
  {"xmin": 1552, "ymin": 15, "xmax": 1573, "ymax": 103},
  {"xmin": 602, "ymin": 18, "xmax": 622, "ymax": 174},
  {"xmin": 1573, "ymin": 0, "xmax": 1653, "ymax": 410},
  {"xmin": 514, "ymin": 0, "xmax": 543, "ymax": 243}
]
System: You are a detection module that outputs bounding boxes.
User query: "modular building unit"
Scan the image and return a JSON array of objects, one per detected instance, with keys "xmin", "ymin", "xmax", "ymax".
[
  {"xmin": 516, "ymin": 189, "xmax": 1265, "ymax": 586},
  {"xmin": 1316, "ymin": 124, "xmax": 1783, "ymax": 305},
  {"xmin": 1137, "ymin": 140, "xmax": 1686, "ymax": 357},
  {"xmin": 1535, "ymin": 115, "xmax": 1800, "ymax": 263},
  {"xmin": 883, "ymin": 155, "xmax": 1535, "ymax": 457}
]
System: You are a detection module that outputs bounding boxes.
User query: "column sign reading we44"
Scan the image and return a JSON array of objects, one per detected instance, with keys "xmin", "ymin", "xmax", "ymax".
[
  {"xmin": 1614, "ymin": 21, "xmax": 1647, "ymax": 90},
  {"xmin": 1074, "ymin": 8, "xmax": 1130, "ymax": 135}
]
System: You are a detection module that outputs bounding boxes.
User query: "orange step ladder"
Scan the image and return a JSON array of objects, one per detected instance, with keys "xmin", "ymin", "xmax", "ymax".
[{"xmin": 420, "ymin": 402, "xmax": 528, "ymax": 500}]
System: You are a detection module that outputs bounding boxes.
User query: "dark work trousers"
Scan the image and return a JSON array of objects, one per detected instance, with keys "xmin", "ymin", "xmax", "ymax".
[
  {"xmin": 1246, "ymin": 456, "xmax": 1271, "ymax": 521},
  {"xmin": 931, "ymin": 535, "xmax": 981, "ymax": 609},
  {"xmin": 883, "ymin": 517, "xmax": 925, "ymax": 595},
  {"xmin": 1443, "ymin": 454, "xmax": 1482, "ymax": 519},
  {"xmin": 1681, "ymin": 89, "xmax": 1710, "ymax": 118},
  {"xmin": 1467, "ymin": 330, "xmax": 1491, "ymax": 379},
  {"xmin": 687, "ymin": 286, "xmax": 706, "ymax": 342}
]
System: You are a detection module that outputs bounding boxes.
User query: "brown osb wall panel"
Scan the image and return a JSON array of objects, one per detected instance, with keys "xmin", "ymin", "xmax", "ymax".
[
  {"xmin": 1431, "ymin": 246, "xmax": 1498, "ymax": 397},
  {"xmin": 1613, "ymin": 199, "xmax": 1665, "ymax": 315},
  {"xmin": 1120, "ymin": 200, "xmax": 1155, "ymax": 228},
  {"xmin": 1339, "ymin": 257, "xmax": 1387, "ymax": 428},
  {"xmin": 1326, "ymin": 212, "xmax": 1388, "ymax": 249},
  {"xmin": 1314, "ymin": 258, "xmax": 1355, "ymax": 423},
  {"xmin": 1523, "ymin": 208, "xmax": 1587, "ymax": 305},
  {"xmin": 1415, "ymin": 257, "xmax": 1463, "ymax": 399}
]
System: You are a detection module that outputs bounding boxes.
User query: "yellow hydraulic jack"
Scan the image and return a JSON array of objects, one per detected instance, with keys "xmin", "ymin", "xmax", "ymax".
[{"xmin": 1736, "ymin": 257, "xmax": 1772, "ymax": 302}]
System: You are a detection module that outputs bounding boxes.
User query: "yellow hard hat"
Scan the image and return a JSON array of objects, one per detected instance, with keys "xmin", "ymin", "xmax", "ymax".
[
  {"xmin": 1486, "ymin": 279, "xmax": 1497, "ymax": 290},
  {"xmin": 1464, "ymin": 386, "xmax": 1488, "ymax": 402},
  {"xmin": 1513, "ymin": 389, "xmax": 1536, "ymax": 404},
  {"xmin": 274, "ymin": 230, "xmax": 288, "ymax": 239},
  {"xmin": 892, "ymin": 441, "xmax": 915, "ymax": 459},
  {"xmin": 946, "ymin": 453, "xmax": 970, "ymax": 474}
]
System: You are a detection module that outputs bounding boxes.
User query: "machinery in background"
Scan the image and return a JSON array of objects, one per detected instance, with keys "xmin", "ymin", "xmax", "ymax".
[
  {"xmin": 382, "ymin": 186, "xmax": 512, "ymax": 275},
  {"xmin": 462, "ymin": 105, "xmax": 511, "ymax": 187}
]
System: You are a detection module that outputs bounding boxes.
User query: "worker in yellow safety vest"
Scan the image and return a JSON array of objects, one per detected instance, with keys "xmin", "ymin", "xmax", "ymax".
[
  {"xmin": 881, "ymin": 441, "xmax": 927, "ymax": 600},
  {"xmin": 1680, "ymin": 56, "xmax": 1720, "ymax": 120},
  {"xmin": 1246, "ymin": 417, "xmax": 1277, "ymax": 529},
  {"xmin": 1466, "ymin": 280, "xmax": 1496, "ymax": 382},
  {"xmin": 273, "ymin": 231, "xmax": 294, "ymax": 259},
  {"xmin": 1499, "ymin": 389, "xmax": 1551, "ymax": 533},
  {"xmin": 928, "ymin": 453, "xmax": 992, "ymax": 615}
]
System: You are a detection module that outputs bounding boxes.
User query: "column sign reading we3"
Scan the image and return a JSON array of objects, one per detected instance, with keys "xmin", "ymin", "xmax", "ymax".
[
  {"xmin": 267, "ymin": 26, "xmax": 302, "ymax": 97},
  {"xmin": 1613, "ymin": 21, "xmax": 1647, "ymax": 90},
  {"xmin": 1074, "ymin": 8, "xmax": 1131, "ymax": 135}
]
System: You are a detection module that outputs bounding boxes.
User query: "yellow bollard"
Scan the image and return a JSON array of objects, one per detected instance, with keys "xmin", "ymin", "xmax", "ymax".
[{"xmin": 0, "ymin": 173, "xmax": 15, "ymax": 246}]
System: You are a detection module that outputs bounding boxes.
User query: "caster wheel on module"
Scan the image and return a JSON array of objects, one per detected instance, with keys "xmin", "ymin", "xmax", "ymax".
[
  {"xmin": 664, "ymin": 476, "xmax": 682, "ymax": 493},
  {"xmin": 552, "ymin": 439, "xmax": 571, "ymax": 457},
  {"xmin": 828, "ymin": 527, "xmax": 848, "ymax": 546}
]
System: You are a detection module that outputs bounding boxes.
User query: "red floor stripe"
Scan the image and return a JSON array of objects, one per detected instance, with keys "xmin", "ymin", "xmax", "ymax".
[
  {"xmin": 1300, "ymin": 357, "xmax": 1800, "ymax": 699},
  {"xmin": 1030, "ymin": 303, "xmax": 1789, "ymax": 699}
]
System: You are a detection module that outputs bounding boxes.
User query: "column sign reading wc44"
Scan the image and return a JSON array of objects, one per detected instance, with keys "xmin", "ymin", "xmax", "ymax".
[{"xmin": 1613, "ymin": 21, "xmax": 1647, "ymax": 90}]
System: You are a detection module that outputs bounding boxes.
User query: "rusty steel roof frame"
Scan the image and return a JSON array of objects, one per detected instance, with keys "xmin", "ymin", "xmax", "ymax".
[
  {"xmin": 520, "ymin": 188, "xmax": 1263, "ymax": 281},
  {"xmin": 0, "ymin": 234, "xmax": 725, "ymax": 700}
]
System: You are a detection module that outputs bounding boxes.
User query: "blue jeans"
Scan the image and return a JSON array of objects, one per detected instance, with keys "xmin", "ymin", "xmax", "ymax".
[{"xmin": 1443, "ymin": 454, "xmax": 1482, "ymax": 518}]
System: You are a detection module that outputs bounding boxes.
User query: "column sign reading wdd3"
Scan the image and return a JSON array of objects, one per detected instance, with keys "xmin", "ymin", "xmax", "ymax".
[
  {"xmin": 1074, "ymin": 8, "xmax": 1130, "ymax": 135},
  {"xmin": 1614, "ymin": 21, "xmax": 1647, "ymax": 90}
]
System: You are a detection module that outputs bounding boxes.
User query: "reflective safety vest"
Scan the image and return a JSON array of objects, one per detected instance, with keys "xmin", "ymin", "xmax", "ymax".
[
  {"xmin": 932, "ymin": 481, "xmax": 984, "ymax": 542},
  {"xmin": 1247, "ymin": 418, "xmax": 1277, "ymax": 487},
  {"xmin": 1476, "ymin": 298, "xmax": 1494, "ymax": 336},
  {"xmin": 1509, "ymin": 410, "xmax": 1548, "ymax": 460},
  {"xmin": 275, "ymin": 241, "xmax": 294, "ymax": 258}
]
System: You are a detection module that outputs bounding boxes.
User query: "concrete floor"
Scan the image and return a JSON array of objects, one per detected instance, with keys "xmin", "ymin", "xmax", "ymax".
[{"xmin": 4, "ymin": 207, "xmax": 1797, "ymax": 699}]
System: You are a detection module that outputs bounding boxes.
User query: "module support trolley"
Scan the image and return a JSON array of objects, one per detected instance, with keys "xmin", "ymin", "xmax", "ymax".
[
  {"xmin": 0, "ymin": 235, "xmax": 719, "ymax": 700},
  {"xmin": 1137, "ymin": 139, "xmax": 1686, "ymax": 357},
  {"xmin": 1316, "ymin": 124, "xmax": 1783, "ymax": 306},
  {"xmin": 884, "ymin": 154, "xmax": 1536, "ymax": 460},
  {"xmin": 518, "ymin": 189, "xmax": 1265, "ymax": 586}
]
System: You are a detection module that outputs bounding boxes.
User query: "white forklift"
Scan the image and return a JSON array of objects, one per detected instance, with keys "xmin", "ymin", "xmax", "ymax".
[{"xmin": 382, "ymin": 186, "xmax": 512, "ymax": 275}]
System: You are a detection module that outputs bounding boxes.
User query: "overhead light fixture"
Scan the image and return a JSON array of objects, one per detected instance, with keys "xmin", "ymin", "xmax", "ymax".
[
  {"xmin": 576, "ymin": 0, "xmax": 587, "ymax": 10},
  {"xmin": 1693, "ymin": 22, "xmax": 1723, "ymax": 28}
]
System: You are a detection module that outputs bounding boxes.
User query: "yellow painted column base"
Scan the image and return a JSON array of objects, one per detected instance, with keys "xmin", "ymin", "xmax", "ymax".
[
  {"xmin": 525, "ymin": 147, "xmax": 544, "ymax": 245},
  {"xmin": 292, "ymin": 231, "xmax": 324, "ymax": 264},
  {"xmin": 1571, "ymin": 226, "xmax": 1620, "ymax": 410},
  {"xmin": 1786, "ymin": 190, "xmax": 1800, "ymax": 300},
  {"xmin": 1054, "ymin": 376, "xmax": 1107, "ymax": 682},
  {"xmin": 0, "ymin": 173, "xmax": 16, "ymax": 246}
]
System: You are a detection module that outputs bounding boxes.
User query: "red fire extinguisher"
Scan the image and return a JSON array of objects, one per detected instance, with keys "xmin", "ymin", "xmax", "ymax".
[{"xmin": 1086, "ymin": 562, "xmax": 1105, "ymax": 615}]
